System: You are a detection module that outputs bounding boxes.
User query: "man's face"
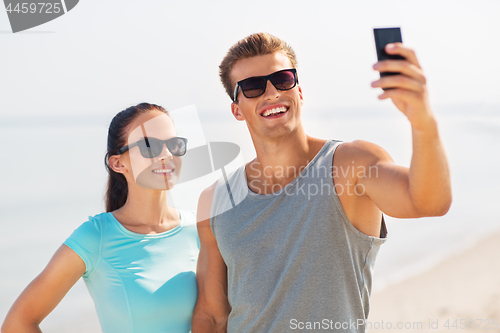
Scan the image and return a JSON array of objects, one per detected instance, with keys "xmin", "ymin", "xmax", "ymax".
[{"xmin": 230, "ymin": 52, "xmax": 303, "ymax": 140}]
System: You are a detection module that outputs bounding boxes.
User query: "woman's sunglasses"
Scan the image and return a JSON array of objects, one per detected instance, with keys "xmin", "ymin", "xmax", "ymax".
[
  {"xmin": 233, "ymin": 68, "xmax": 298, "ymax": 102},
  {"xmin": 117, "ymin": 137, "xmax": 188, "ymax": 158}
]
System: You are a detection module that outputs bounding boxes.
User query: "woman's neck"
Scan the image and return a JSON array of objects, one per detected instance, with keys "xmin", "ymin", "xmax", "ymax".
[{"xmin": 112, "ymin": 186, "xmax": 180, "ymax": 234}]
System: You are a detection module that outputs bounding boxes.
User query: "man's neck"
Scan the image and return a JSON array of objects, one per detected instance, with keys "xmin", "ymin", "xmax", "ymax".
[{"xmin": 246, "ymin": 128, "xmax": 327, "ymax": 194}]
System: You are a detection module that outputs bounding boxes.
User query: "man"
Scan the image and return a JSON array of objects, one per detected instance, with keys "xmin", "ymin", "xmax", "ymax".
[{"xmin": 192, "ymin": 32, "xmax": 451, "ymax": 332}]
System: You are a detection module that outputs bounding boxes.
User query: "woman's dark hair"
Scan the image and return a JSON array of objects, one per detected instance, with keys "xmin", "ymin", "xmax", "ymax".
[{"xmin": 104, "ymin": 103, "xmax": 168, "ymax": 212}]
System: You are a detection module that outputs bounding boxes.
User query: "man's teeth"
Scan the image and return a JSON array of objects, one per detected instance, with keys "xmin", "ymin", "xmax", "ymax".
[
  {"xmin": 153, "ymin": 169, "xmax": 173, "ymax": 173},
  {"xmin": 262, "ymin": 106, "xmax": 287, "ymax": 117}
]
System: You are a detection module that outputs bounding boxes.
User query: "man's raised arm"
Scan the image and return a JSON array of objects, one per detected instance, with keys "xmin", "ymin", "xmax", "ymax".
[
  {"xmin": 192, "ymin": 183, "xmax": 231, "ymax": 333},
  {"xmin": 358, "ymin": 43, "xmax": 452, "ymax": 218}
]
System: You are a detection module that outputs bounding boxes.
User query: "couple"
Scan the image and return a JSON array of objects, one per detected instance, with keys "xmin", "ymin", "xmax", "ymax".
[{"xmin": 2, "ymin": 32, "xmax": 451, "ymax": 333}]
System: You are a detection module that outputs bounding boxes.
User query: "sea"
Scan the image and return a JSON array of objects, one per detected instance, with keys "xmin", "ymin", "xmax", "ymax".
[{"xmin": 1, "ymin": 104, "xmax": 499, "ymax": 332}]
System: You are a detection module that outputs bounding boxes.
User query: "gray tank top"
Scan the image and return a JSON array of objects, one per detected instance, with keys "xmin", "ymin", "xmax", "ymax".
[{"xmin": 210, "ymin": 140, "xmax": 387, "ymax": 333}]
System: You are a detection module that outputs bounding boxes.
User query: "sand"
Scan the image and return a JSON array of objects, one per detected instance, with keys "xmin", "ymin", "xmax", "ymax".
[{"xmin": 367, "ymin": 231, "xmax": 500, "ymax": 332}]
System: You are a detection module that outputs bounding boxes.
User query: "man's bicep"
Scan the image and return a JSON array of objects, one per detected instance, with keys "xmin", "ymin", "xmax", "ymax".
[
  {"xmin": 361, "ymin": 159, "xmax": 421, "ymax": 218},
  {"xmin": 196, "ymin": 222, "xmax": 230, "ymax": 312},
  {"xmin": 352, "ymin": 141, "xmax": 420, "ymax": 218},
  {"xmin": 194, "ymin": 184, "xmax": 230, "ymax": 326}
]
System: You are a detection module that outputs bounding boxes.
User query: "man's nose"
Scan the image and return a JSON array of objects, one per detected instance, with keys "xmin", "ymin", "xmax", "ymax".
[{"xmin": 262, "ymin": 79, "xmax": 280, "ymax": 100}]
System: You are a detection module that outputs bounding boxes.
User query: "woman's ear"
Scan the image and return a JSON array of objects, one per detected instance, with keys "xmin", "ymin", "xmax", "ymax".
[{"xmin": 108, "ymin": 155, "xmax": 127, "ymax": 174}]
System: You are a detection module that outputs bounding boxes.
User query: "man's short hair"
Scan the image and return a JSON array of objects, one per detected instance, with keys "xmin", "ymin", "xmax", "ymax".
[{"xmin": 219, "ymin": 32, "xmax": 298, "ymax": 101}]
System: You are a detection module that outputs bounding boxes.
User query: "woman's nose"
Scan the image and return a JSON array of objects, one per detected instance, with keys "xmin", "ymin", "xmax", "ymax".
[{"xmin": 156, "ymin": 143, "xmax": 173, "ymax": 161}]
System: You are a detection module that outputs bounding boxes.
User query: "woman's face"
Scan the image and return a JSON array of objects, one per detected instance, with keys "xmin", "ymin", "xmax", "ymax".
[{"xmin": 122, "ymin": 111, "xmax": 183, "ymax": 190}]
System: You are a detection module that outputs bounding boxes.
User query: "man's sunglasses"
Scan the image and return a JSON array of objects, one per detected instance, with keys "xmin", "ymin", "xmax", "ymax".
[
  {"xmin": 117, "ymin": 137, "xmax": 188, "ymax": 158},
  {"xmin": 233, "ymin": 68, "xmax": 298, "ymax": 102}
]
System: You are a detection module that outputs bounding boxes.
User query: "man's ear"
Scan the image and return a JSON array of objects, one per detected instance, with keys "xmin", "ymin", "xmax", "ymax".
[
  {"xmin": 108, "ymin": 155, "xmax": 127, "ymax": 174},
  {"xmin": 298, "ymin": 86, "xmax": 304, "ymax": 107},
  {"xmin": 231, "ymin": 102, "xmax": 245, "ymax": 121}
]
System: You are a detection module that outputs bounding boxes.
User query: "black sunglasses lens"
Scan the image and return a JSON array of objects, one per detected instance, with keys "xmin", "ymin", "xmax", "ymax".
[
  {"xmin": 271, "ymin": 70, "xmax": 296, "ymax": 90},
  {"xmin": 166, "ymin": 138, "xmax": 187, "ymax": 156},
  {"xmin": 240, "ymin": 78, "xmax": 266, "ymax": 98},
  {"xmin": 138, "ymin": 138, "xmax": 162, "ymax": 158},
  {"xmin": 137, "ymin": 138, "xmax": 187, "ymax": 157},
  {"xmin": 239, "ymin": 70, "xmax": 296, "ymax": 99}
]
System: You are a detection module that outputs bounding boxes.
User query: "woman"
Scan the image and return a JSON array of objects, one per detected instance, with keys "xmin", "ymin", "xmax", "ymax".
[{"xmin": 2, "ymin": 103, "xmax": 199, "ymax": 333}]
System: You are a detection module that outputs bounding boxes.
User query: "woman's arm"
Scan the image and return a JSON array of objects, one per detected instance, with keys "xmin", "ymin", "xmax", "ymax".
[{"xmin": 1, "ymin": 245, "xmax": 86, "ymax": 333}]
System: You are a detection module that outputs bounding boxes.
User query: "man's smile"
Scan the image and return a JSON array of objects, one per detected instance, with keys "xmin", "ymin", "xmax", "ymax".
[{"xmin": 260, "ymin": 104, "xmax": 289, "ymax": 118}]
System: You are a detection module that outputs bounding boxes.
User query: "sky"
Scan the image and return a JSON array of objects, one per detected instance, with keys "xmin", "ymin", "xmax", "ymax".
[{"xmin": 1, "ymin": 0, "xmax": 499, "ymax": 123}]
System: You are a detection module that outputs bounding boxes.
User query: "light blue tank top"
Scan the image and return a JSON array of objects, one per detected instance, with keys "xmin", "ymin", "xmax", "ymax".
[{"xmin": 64, "ymin": 210, "xmax": 198, "ymax": 333}]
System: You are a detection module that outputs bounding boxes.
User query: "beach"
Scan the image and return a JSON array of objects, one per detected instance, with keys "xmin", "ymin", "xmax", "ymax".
[
  {"xmin": 2, "ymin": 0, "xmax": 500, "ymax": 330},
  {"xmin": 2, "ymin": 112, "xmax": 499, "ymax": 332},
  {"xmin": 368, "ymin": 230, "xmax": 500, "ymax": 332}
]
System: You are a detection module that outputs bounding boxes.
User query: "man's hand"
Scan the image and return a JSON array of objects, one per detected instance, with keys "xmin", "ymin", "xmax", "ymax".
[{"xmin": 371, "ymin": 43, "xmax": 433, "ymax": 131}]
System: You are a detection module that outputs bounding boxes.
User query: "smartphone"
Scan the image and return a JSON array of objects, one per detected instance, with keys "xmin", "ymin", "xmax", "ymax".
[{"xmin": 373, "ymin": 27, "xmax": 404, "ymax": 78}]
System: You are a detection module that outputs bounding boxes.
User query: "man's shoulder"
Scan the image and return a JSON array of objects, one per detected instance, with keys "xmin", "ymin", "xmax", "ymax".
[
  {"xmin": 202, "ymin": 180, "xmax": 218, "ymax": 196},
  {"xmin": 200, "ymin": 162, "xmax": 246, "ymax": 199},
  {"xmin": 334, "ymin": 140, "xmax": 393, "ymax": 168},
  {"xmin": 199, "ymin": 180, "xmax": 218, "ymax": 206}
]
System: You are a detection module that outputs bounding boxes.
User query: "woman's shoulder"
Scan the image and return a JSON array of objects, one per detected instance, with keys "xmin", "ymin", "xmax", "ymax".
[
  {"xmin": 63, "ymin": 213, "xmax": 113, "ymax": 275},
  {"xmin": 178, "ymin": 209, "xmax": 199, "ymax": 249},
  {"xmin": 65, "ymin": 212, "xmax": 114, "ymax": 241},
  {"xmin": 179, "ymin": 209, "xmax": 196, "ymax": 226}
]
